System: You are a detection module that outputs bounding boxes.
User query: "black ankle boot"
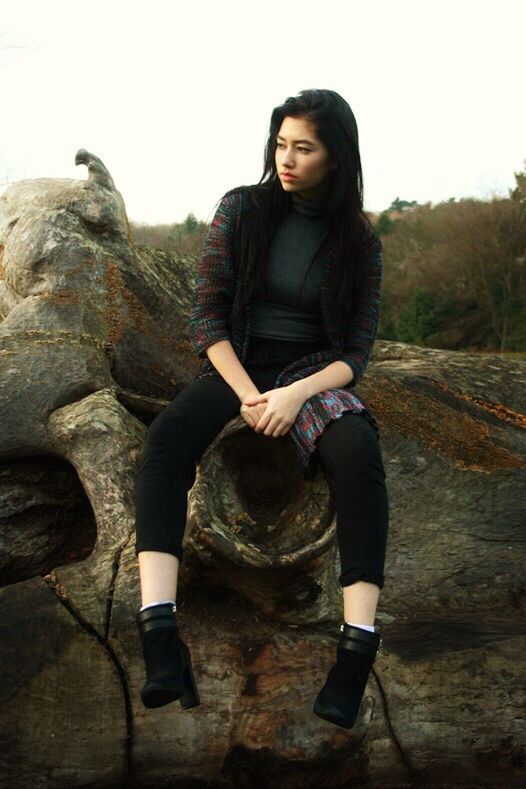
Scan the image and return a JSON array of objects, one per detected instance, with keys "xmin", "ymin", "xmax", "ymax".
[
  {"xmin": 136, "ymin": 603, "xmax": 200, "ymax": 710},
  {"xmin": 312, "ymin": 623, "xmax": 382, "ymax": 729}
]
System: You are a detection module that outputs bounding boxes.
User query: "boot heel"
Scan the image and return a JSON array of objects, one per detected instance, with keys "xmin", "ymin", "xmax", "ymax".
[{"xmin": 179, "ymin": 643, "xmax": 200, "ymax": 709}]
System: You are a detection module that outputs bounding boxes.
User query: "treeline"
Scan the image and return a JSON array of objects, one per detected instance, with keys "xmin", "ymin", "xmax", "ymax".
[
  {"xmin": 376, "ymin": 161, "xmax": 525, "ymax": 353},
  {"xmin": 129, "ymin": 162, "xmax": 526, "ymax": 354},
  {"xmin": 130, "ymin": 212, "xmax": 208, "ymax": 257}
]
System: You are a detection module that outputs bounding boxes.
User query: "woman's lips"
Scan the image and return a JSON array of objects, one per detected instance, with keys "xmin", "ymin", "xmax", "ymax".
[{"xmin": 281, "ymin": 173, "xmax": 297, "ymax": 180}]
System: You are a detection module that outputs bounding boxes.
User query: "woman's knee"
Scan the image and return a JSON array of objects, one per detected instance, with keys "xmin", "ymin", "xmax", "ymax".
[
  {"xmin": 318, "ymin": 412, "xmax": 385, "ymax": 478},
  {"xmin": 144, "ymin": 384, "xmax": 206, "ymax": 447},
  {"xmin": 141, "ymin": 381, "xmax": 239, "ymax": 468},
  {"xmin": 145, "ymin": 408, "xmax": 180, "ymax": 446}
]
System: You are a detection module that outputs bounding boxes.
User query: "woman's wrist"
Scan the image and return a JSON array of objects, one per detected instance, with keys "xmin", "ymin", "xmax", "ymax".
[
  {"xmin": 289, "ymin": 378, "xmax": 310, "ymax": 402},
  {"xmin": 240, "ymin": 387, "xmax": 261, "ymax": 404}
]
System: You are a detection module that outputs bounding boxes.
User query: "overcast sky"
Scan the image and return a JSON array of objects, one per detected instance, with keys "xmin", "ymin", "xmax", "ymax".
[{"xmin": 1, "ymin": 0, "xmax": 524, "ymax": 225}]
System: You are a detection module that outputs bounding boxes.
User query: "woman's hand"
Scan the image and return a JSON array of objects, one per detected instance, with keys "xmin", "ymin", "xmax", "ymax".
[
  {"xmin": 242, "ymin": 386, "xmax": 306, "ymax": 437},
  {"xmin": 240, "ymin": 401, "xmax": 268, "ymax": 430}
]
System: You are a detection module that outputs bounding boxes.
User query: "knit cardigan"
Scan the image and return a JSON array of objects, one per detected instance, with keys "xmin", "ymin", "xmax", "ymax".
[{"xmin": 187, "ymin": 188, "xmax": 384, "ymax": 482}]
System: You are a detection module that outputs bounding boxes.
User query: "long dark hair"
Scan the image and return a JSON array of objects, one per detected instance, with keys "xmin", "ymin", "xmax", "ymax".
[{"xmin": 224, "ymin": 88, "xmax": 376, "ymax": 337}]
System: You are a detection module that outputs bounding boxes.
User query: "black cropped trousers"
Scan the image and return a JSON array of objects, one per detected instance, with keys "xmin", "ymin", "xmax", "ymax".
[{"xmin": 134, "ymin": 336, "xmax": 389, "ymax": 589}]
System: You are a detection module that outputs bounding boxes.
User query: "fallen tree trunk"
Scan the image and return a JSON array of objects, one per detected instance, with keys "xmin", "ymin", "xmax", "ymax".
[{"xmin": 0, "ymin": 151, "xmax": 525, "ymax": 788}]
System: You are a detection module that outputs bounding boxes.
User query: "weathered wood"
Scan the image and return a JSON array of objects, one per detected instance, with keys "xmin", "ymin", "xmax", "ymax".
[{"xmin": 0, "ymin": 151, "xmax": 525, "ymax": 788}]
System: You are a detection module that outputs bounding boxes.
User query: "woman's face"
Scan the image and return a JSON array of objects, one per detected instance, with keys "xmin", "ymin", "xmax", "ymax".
[{"xmin": 275, "ymin": 115, "xmax": 335, "ymax": 201}]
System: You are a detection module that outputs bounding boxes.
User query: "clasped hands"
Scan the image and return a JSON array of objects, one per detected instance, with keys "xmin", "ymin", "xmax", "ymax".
[{"xmin": 239, "ymin": 384, "xmax": 306, "ymax": 438}]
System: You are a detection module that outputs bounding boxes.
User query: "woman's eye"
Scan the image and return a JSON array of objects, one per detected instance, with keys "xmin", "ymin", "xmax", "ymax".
[{"xmin": 276, "ymin": 143, "xmax": 310, "ymax": 153}]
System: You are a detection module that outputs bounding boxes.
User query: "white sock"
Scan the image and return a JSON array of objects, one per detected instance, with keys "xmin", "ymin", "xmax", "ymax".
[
  {"xmin": 140, "ymin": 599, "xmax": 176, "ymax": 612},
  {"xmin": 344, "ymin": 620, "xmax": 375, "ymax": 633}
]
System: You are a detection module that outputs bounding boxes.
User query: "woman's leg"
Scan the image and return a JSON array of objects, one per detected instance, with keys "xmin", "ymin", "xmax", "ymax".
[
  {"xmin": 316, "ymin": 412, "xmax": 389, "ymax": 627},
  {"xmin": 134, "ymin": 375, "xmax": 241, "ymax": 606},
  {"xmin": 134, "ymin": 360, "xmax": 287, "ymax": 608}
]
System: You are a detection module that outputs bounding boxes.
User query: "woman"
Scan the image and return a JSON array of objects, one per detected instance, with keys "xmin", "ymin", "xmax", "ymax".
[{"xmin": 134, "ymin": 89, "xmax": 389, "ymax": 730}]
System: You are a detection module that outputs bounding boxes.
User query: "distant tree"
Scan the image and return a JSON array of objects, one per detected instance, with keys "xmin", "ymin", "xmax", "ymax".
[
  {"xmin": 182, "ymin": 213, "xmax": 199, "ymax": 233},
  {"xmin": 396, "ymin": 287, "xmax": 442, "ymax": 345},
  {"xmin": 376, "ymin": 212, "xmax": 394, "ymax": 235},
  {"xmin": 509, "ymin": 158, "xmax": 526, "ymax": 204},
  {"xmin": 388, "ymin": 197, "xmax": 419, "ymax": 213}
]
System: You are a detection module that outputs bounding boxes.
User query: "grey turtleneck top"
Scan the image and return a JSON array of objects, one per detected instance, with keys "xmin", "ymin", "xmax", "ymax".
[{"xmin": 248, "ymin": 192, "xmax": 330, "ymax": 343}]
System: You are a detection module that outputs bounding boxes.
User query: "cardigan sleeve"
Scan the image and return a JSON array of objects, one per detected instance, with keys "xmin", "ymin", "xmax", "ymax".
[
  {"xmin": 337, "ymin": 229, "xmax": 383, "ymax": 387},
  {"xmin": 187, "ymin": 192, "xmax": 238, "ymax": 359}
]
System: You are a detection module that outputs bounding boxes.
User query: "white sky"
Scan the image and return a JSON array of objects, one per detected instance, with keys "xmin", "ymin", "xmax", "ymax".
[{"xmin": 1, "ymin": 0, "xmax": 525, "ymax": 225}]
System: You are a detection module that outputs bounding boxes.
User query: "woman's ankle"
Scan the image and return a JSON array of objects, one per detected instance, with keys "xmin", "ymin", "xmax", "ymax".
[{"xmin": 140, "ymin": 599, "xmax": 176, "ymax": 612}]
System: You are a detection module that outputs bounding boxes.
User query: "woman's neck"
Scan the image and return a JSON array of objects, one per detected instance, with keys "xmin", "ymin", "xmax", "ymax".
[{"xmin": 291, "ymin": 191, "xmax": 328, "ymax": 218}]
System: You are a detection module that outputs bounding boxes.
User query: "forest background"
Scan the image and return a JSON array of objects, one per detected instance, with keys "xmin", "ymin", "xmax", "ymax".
[{"xmin": 131, "ymin": 162, "xmax": 526, "ymax": 357}]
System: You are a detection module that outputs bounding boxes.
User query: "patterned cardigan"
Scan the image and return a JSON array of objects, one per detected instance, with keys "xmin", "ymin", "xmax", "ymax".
[{"xmin": 187, "ymin": 188, "xmax": 384, "ymax": 482}]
